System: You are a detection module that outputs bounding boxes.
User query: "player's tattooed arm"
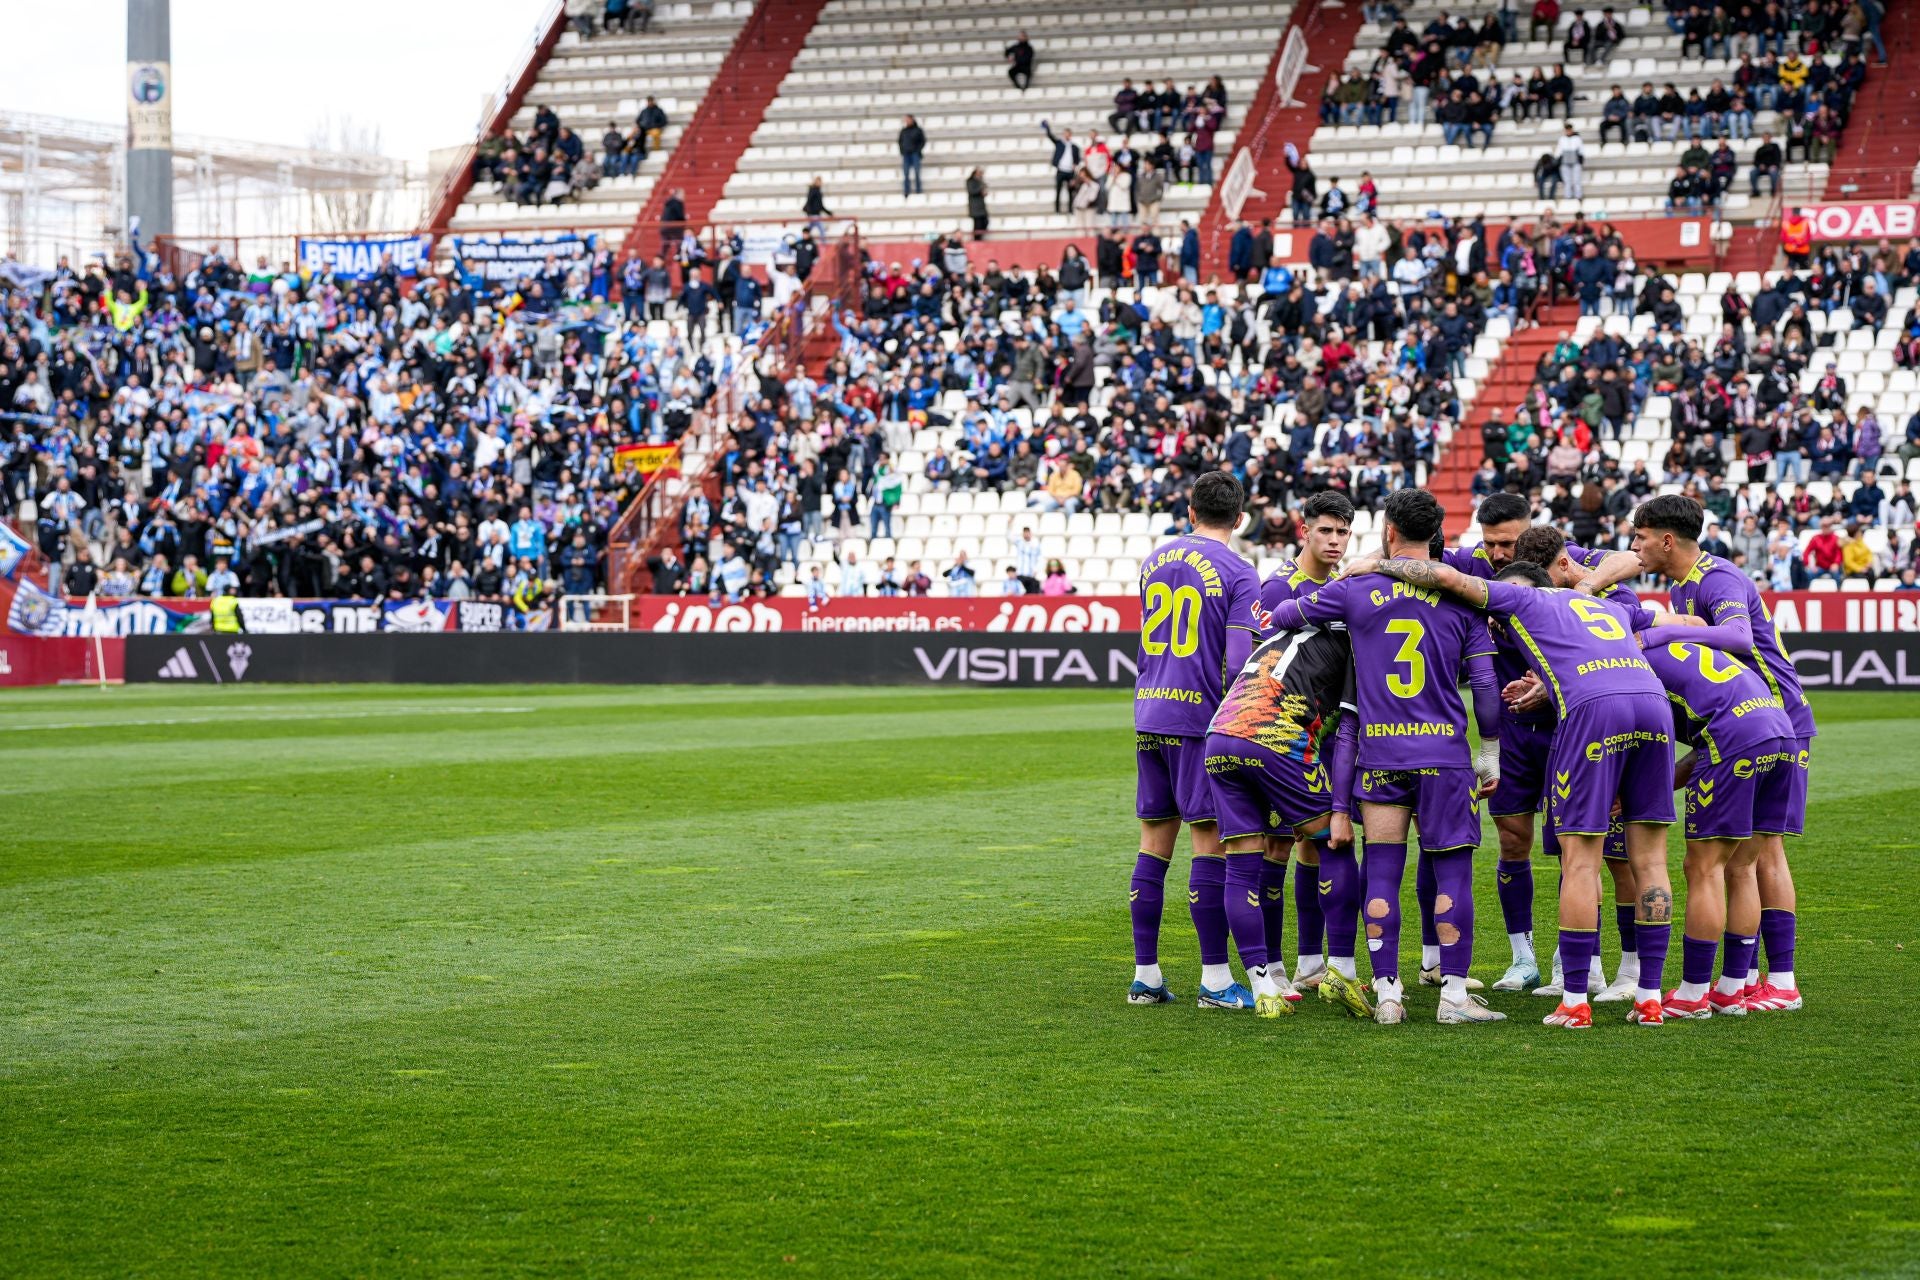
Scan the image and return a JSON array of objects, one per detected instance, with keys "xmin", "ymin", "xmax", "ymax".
[
  {"xmin": 1639, "ymin": 884, "xmax": 1674, "ymax": 924},
  {"xmin": 1574, "ymin": 550, "xmax": 1644, "ymax": 595},
  {"xmin": 1369, "ymin": 557, "xmax": 1491, "ymax": 609}
]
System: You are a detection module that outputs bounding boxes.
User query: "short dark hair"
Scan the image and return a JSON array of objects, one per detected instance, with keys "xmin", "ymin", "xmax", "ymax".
[
  {"xmin": 1383, "ymin": 489, "xmax": 1445, "ymax": 547},
  {"xmin": 1511, "ymin": 525, "xmax": 1568, "ymax": 567},
  {"xmin": 1475, "ymin": 493, "xmax": 1531, "ymax": 528},
  {"xmin": 1300, "ymin": 491, "xmax": 1355, "ymax": 526},
  {"xmin": 1190, "ymin": 471, "xmax": 1246, "ymax": 528},
  {"xmin": 1633, "ymin": 493, "xmax": 1705, "ymax": 542},
  {"xmin": 1495, "ymin": 562, "xmax": 1553, "ymax": 587}
]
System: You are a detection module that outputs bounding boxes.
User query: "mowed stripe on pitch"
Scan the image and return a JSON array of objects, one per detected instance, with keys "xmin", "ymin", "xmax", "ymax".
[{"xmin": 0, "ymin": 778, "xmax": 1123, "ymax": 1069}]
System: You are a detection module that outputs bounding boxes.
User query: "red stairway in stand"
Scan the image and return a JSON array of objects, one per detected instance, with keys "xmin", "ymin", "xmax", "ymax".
[
  {"xmin": 1824, "ymin": 2, "xmax": 1920, "ymax": 201},
  {"xmin": 620, "ymin": 0, "xmax": 829, "ymax": 262},
  {"xmin": 1431, "ymin": 302, "xmax": 1582, "ymax": 536},
  {"xmin": 1200, "ymin": 0, "xmax": 1368, "ymax": 261}
]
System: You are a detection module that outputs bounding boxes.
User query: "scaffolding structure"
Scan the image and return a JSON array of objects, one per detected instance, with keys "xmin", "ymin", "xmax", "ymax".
[{"xmin": 0, "ymin": 110, "xmax": 429, "ymax": 267}]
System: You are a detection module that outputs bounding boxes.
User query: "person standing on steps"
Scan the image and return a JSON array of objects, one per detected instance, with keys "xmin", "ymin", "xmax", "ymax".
[
  {"xmin": 967, "ymin": 168, "xmax": 991, "ymax": 241},
  {"xmin": 1005, "ymin": 31, "xmax": 1035, "ymax": 90},
  {"xmin": 1041, "ymin": 120, "xmax": 1081, "ymax": 213},
  {"xmin": 898, "ymin": 115, "xmax": 926, "ymax": 197}
]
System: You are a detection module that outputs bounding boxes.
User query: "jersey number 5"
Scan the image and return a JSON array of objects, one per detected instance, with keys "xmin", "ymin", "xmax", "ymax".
[
  {"xmin": 1384, "ymin": 618, "xmax": 1427, "ymax": 698},
  {"xmin": 1142, "ymin": 582, "xmax": 1202, "ymax": 657},
  {"xmin": 1568, "ymin": 596, "xmax": 1627, "ymax": 641}
]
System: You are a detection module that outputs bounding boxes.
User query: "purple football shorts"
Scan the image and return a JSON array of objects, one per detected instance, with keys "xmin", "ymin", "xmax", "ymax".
[
  {"xmin": 1686, "ymin": 737, "xmax": 1796, "ymax": 842},
  {"xmin": 1488, "ymin": 719, "xmax": 1555, "ymax": 818},
  {"xmin": 1353, "ymin": 766, "xmax": 1484, "ymax": 852},
  {"xmin": 1203, "ymin": 734, "xmax": 1335, "ymax": 841},
  {"xmin": 1753, "ymin": 736, "xmax": 1810, "ymax": 838},
  {"xmin": 1137, "ymin": 732, "xmax": 1216, "ymax": 824},
  {"xmin": 1548, "ymin": 694, "xmax": 1677, "ymax": 835}
]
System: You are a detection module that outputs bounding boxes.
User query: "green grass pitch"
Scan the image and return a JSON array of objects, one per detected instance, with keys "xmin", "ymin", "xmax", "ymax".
[{"xmin": 2, "ymin": 684, "xmax": 1916, "ymax": 1277}]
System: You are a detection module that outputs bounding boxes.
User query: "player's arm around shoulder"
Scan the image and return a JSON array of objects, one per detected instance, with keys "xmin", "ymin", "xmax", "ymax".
[
  {"xmin": 1573, "ymin": 548, "xmax": 1645, "ymax": 595},
  {"xmin": 1369, "ymin": 555, "xmax": 1489, "ymax": 608}
]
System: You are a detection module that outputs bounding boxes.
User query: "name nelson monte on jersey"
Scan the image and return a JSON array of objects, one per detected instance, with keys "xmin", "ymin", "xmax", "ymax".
[{"xmin": 1141, "ymin": 546, "xmax": 1231, "ymax": 596}]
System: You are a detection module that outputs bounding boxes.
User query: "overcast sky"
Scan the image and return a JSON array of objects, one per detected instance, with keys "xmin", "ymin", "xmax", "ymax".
[{"xmin": 6, "ymin": 0, "xmax": 553, "ymax": 163}]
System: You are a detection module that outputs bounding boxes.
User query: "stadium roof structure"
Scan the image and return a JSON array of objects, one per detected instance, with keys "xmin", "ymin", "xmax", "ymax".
[{"xmin": 0, "ymin": 109, "xmax": 425, "ymax": 265}]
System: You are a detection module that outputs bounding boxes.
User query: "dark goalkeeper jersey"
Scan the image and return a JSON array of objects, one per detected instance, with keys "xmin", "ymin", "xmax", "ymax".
[{"xmin": 1207, "ymin": 622, "xmax": 1355, "ymax": 764}]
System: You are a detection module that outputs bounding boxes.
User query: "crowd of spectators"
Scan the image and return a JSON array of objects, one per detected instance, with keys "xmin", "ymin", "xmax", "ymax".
[
  {"xmin": 473, "ymin": 96, "xmax": 674, "ymax": 208},
  {"xmin": 0, "ymin": 227, "xmax": 749, "ymax": 611},
  {"xmin": 1318, "ymin": 0, "xmax": 1875, "ymax": 223},
  {"xmin": 1468, "ymin": 233, "xmax": 1920, "ymax": 589},
  {"xmin": 658, "ymin": 206, "xmax": 1585, "ymax": 599}
]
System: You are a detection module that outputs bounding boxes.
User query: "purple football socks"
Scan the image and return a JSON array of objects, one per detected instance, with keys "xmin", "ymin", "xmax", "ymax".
[
  {"xmin": 1362, "ymin": 841, "xmax": 1408, "ymax": 982},
  {"xmin": 1260, "ymin": 856, "xmax": 1291, "ymax": 963},
  {"xmin": 1291, "ymin": 858, "xmax": 1322, "ymax": 960},
  {"xmin": 1560, "ymin": 927, "xmax": 1599, "ymax": 999},
  {"xmin": 1224, "ymin": 853, "xmax": 1269, "ymax": 971},
  {"xmin": 1188, "ymin": 855, "xmax": 1229, "ymax": 967},
  {"xmin": 1431, "ymin": 850, "xmax": 1475, "ymax": 978},
  {"xmin": 1496, "ymin": 859, "xmax": 1533, "ymax": 936},
  {"xmin": 1616, "ymin": 903, "xmax": 1639, "ymax": 956},
  {"xmin": 1129, "ymin": 852, "xmax": 1169, "ymax": 966},
  {"xmin": 1723, "ymin": 931, "xmax": 1759, "ymax": 985},
  {"xmin": 1416, "ymin": 850, "xmax": 1439, "ymax": 949},
  {"xmin": 1319, "ymin": 844, "xmax": 1361, "ymax": 964},
  {"xmin": 1636, "ymin": 922, "xmax": 1671, "ymax": 994},
  {"xmin": 1760, "ymin": 908, "xmax": 1796, "ymax": 977},
  {"xmin": 1682, "ymin": 933, "xmax": 1718, "ymax": 987}
]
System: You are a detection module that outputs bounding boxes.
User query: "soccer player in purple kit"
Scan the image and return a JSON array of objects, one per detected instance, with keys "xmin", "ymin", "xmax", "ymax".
[
  {"xmin": 1128, "ymin": 472, "xmax": 1267, "ymax": 1009},
  {"xmin": 1441, "ymin": 496, "xmax": 1644, "ymax": 997},
  {"xmin": 1349, "ymin": 554, "xmax": 1699, "ymax": 1028},
  {"xmin": 1205, "ymin": 583, "xmax": 1359, "ymax": 1017},
  {"xmin": 1504, "ymin": 525, "xmax": 1650, "ymax": 1002},
  {"xmin": 1254, "ymin": 491, "xmax": 1355, "ymax": 995},
  {"xmin": 1640, "ymin": 638, "xmax": 1797, "ymax": 1020},
  {"xmin": 1630, "ymin": 494, "xmax": 1815, "ymax": 1012},
  {"xmin": 1264, "ymin": 491, "xmax": 1507, "ymax": 1027}
]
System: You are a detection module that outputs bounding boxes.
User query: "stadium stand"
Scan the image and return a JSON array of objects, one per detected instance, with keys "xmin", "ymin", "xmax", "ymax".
[
  {"xmin": 6, "ymin": 0, "xmax": 1918, "ymax": 612},
  {"xmin": 1306, "ymin": 1, "xmax": 1861, "ymax": 224},
  {"xmin": 445, "ymin": 2, "xmax": 756, "ymax": 240},
  {"xmin": 706, "ymin": 0, "xmax": 1287, "ymax": 240}
]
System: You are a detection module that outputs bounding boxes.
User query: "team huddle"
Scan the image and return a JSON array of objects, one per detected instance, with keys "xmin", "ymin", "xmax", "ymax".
[{"xmin": 1129, "ymin": 475, "xmax": 1811, "ymax": 1028}]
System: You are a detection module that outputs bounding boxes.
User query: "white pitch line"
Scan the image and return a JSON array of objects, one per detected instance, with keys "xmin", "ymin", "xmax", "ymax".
[{"xmin": 1, "ymin": 707, "xmax": 539, "ymax": 733}]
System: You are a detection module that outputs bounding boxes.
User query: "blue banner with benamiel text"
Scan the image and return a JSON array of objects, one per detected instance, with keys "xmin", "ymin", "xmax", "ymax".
[
  {"xmin": 451, "ymin": 233, "xmax": 596, "ymax": 288},
  {"xmin": 296, "ymin": 234, "xmax": 434, "ymax": 280}
]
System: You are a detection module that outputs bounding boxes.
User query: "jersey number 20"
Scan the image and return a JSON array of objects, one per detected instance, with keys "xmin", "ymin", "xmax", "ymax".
[{"xmin": 1142, "ymin": 583, "xmax": 1202, "ymax": 657}]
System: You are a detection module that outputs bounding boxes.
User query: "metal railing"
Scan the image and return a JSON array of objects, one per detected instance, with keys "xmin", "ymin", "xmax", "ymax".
[
  {"xmin": 420, "ymin": 0, "xmax": 569, "ymax": 237},
  {"xmin": 603, "ymin": 297, "xmax": 808, "ymax": 595}
]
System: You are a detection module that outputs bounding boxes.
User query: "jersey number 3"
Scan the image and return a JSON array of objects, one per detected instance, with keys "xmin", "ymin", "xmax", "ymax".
[
  {"xmin": 1384, "ymin": 618, "xmax": 1427, "ymax": 698},
  {"xmin": 1142, "ymin": 583, "xmax": 1202, "ymax": 657}
]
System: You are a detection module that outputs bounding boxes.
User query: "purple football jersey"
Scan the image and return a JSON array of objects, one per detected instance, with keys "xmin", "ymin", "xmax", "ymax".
[
  {"xmin": 1483, "ymin": 581, "xmax": 1666, "ymax": 714},
  {"xmin": 1484, "ymin": 547, "xmax": 1638, "ymax": 730},
  {"xmin": 1642, "ymin": 640, "xmax": 1795, "ymax": 762},
  {"xmin": 1134, "ymin": 535, "xmax": 1264, "ymax": 734},
  {"xmin": 1442, "ymin": 545, "xmax": 1501, "ymax": 579},
  {"xmin": 1666, "ymin": 552, "xmax": 1816, "ymax": 740},
  {"xmin": 1271, "ymin": 570, "xmax": 1494, "ymax": 770},
  {"xmin": 1258, "ymin": 558, "xmax": 1337, "ymax": 624}
]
